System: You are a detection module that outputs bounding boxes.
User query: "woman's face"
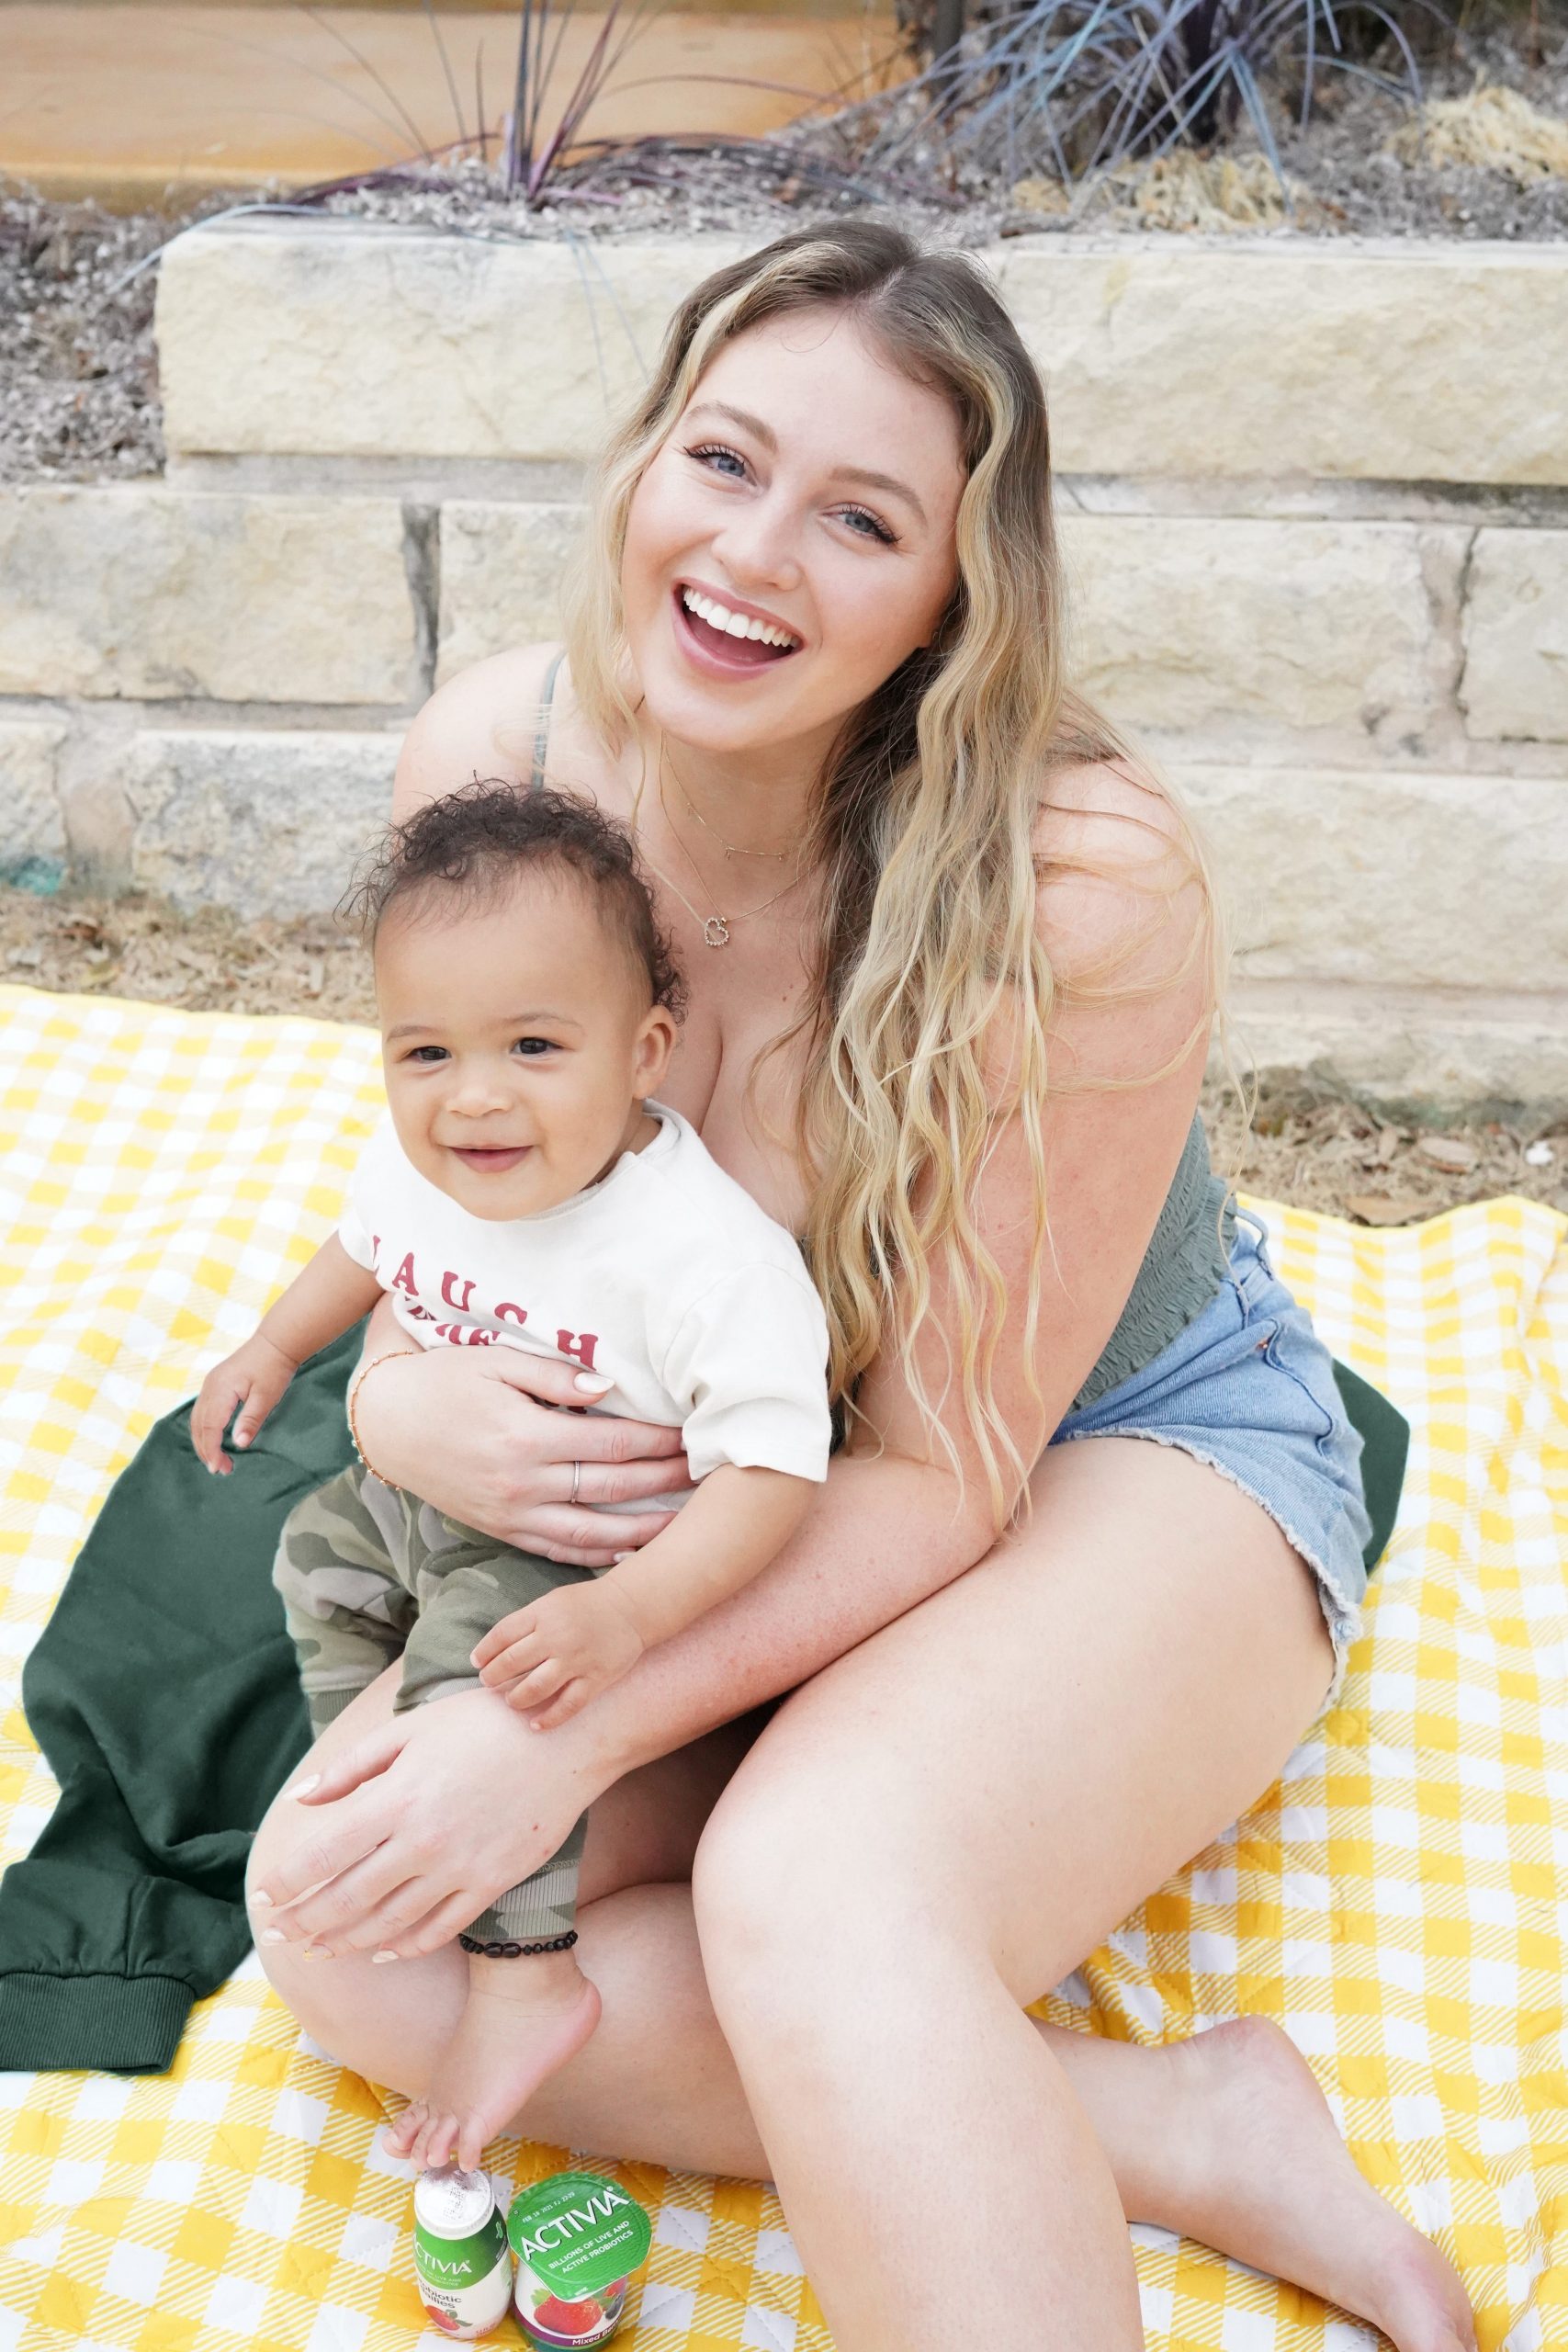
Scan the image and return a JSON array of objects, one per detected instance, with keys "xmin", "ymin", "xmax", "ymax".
[{"xmin": 621, "ymin": 305, "xmax": 966, "ymax": 760}]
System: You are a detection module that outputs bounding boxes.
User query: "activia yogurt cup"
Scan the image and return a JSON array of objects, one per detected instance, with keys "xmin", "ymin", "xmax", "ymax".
[{"xmin": 507, "ymin": 2171, "xmax": 652, "ymax": 2348}]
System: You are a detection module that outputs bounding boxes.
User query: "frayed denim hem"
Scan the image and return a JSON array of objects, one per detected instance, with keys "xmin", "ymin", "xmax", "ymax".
[{"xmin": 1053, "ymin": 1423, "xmax": 1363, "ymax": 1719}]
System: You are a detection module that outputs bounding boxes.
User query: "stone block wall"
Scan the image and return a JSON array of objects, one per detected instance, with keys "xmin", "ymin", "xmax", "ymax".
[{"xmin": 2, "ymin": 216, "xmax": 1566, "ymax": 1109}]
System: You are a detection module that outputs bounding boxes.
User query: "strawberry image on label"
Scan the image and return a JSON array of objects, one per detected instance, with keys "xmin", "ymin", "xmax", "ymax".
[{"xmin": 509, "ymin": 2171, "xmax": 651, "ymax": 2348}]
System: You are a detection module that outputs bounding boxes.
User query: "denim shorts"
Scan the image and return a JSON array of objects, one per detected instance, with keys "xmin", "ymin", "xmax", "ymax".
[{"xmin": 1051, "ymin": 1212, "xmax": 1372, "ymax": 1710}]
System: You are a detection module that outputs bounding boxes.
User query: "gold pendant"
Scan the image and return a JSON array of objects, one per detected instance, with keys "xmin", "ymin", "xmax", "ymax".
[{"xmin": 704, "ymin": 915, "xmax": 731, "ymax": 948}]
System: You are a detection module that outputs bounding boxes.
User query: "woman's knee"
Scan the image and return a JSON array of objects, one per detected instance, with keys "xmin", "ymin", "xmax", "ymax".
[{"xmin": 691, "ymin": 1751, "xmax": 947, "ymax": 2003}]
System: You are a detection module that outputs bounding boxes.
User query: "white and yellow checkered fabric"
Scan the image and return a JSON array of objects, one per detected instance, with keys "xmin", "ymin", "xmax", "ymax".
[{"xmin": 0, "ymin": 985, "xmax": 1563, "ymax": 2352}]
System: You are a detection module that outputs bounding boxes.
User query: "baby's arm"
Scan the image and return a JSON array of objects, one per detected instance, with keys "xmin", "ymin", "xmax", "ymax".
[
  {"xmin": 191, "ymin": 1234, "xmax": 384, "ymax": 1474},
  {"xmin": 472, "ymin": 1465, "xmax": 816, "ymax": 1727}
]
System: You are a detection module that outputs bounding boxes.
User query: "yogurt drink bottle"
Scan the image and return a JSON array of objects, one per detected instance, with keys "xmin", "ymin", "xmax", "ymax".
[
  {"xmin": 508, "ymin": 2171, "xmax": 652, "ymax": 2348},
  {"xmin": 412, "ymin": 2165, "xmax": 514, "ymax": 2338}
]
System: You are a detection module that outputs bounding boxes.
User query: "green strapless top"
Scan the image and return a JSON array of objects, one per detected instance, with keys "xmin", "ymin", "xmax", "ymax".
[{"xmin": 1073, "ymin": 1112, "xmax": 1234, "ymax": 1413}]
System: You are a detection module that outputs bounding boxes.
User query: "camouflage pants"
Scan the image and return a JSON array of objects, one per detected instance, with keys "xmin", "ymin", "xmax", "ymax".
[{"xmin": 272, "ymin": 1463, "xmax": 596, "ymax": 1947}]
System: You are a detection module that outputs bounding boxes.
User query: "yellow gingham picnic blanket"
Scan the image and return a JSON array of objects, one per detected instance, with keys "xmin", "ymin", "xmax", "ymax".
[{"xmin": 0, "ymin": 983, "xmax": 1564, "ymax": 2352}]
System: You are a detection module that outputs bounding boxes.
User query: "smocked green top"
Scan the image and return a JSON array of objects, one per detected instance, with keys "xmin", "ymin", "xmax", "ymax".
[
  {"xmin": 529, "ymin": 652, "xmax": 1234, "ymax": 1417},
  {"xmin": 1073, "ymin": 1114, "xmax": 1234, "ymax": 1412}
]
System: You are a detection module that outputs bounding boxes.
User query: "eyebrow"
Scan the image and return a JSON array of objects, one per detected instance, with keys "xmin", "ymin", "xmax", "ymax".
[
  {"xmin": 385, "ymin": 1012, "xmax": 584, "ymax": 1042},
  {"xmin": 683, "ymin": 400, "xmax": 929, "ymax": 528}
]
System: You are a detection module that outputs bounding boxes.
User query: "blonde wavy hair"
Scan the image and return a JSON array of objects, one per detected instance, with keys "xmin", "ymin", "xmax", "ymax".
[{"xmin": 562, "ymin": 220, "xmax": 1223, "ymax": 1526}]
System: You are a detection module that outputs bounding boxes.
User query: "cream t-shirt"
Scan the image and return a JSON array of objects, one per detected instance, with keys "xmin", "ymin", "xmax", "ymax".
[{"xmin": 338, "ymin": 1102, "xmax": 832, "ymax": 1485}]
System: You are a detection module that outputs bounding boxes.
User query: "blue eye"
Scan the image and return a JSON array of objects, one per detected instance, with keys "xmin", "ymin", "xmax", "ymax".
[
  {"xmin": 839, "ymin": 505, "xmax": 897, "ymax": 546},
  {"xmin": 691, "ymin": 439, "xmax": 751, "ymax": 475}
]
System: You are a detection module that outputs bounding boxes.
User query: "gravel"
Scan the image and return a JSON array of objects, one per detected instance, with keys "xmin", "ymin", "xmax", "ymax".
[
  {"xmin": 0, "ymin": 188, "xmax": 238, "ymax": 488},
  {"xmin": 5, "ymin": 884, "xmax": 1565, "ymax": 1223}
]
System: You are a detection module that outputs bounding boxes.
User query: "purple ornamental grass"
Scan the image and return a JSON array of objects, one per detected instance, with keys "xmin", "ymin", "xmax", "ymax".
[{"xmin": 854, "ymin": 0, "xmax": 1438, "ymax": 192}]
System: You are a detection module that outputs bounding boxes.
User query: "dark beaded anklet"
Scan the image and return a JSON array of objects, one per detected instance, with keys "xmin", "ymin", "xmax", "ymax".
[{"xmin": 457, "ymin": 1930, "xmax": 579, "ymax": 1959}]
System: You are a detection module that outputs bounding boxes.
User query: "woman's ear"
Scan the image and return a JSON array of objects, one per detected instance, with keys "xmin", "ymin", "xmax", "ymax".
[{"xmin": 632, "ymin": 1003, "xmax": 680, "ymax": 1101}]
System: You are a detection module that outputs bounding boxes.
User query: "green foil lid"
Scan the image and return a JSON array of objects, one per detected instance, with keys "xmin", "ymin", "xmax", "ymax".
[{"xmin": 508, "ymin": 2172, "xmax": 651, "ymax": 2300}]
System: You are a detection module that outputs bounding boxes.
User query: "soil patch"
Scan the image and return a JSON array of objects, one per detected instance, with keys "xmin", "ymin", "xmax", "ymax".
[{"xmin": 6, "ymin": 883, "xmax": 1564, "ymax": 1224}]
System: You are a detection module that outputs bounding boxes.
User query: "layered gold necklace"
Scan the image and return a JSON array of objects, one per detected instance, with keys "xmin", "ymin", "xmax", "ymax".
[{"xmin": 637, "ymin": 737, "xmax": 809, "ymax": 949}]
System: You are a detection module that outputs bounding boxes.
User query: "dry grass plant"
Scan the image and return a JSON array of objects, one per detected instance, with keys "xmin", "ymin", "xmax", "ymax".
[{"xmin": 1388, "ymin": 77, "xmax": 1568, "ymax": 175}]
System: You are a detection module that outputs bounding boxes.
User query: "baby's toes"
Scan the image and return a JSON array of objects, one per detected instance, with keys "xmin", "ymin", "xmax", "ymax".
[
  {"xmin": 456, "ymin": 2113, "xmax": 487, "ymax": 2174},
  {"xmin": 423, "ymin": 2112, "xmax": 460, "ymax": 2172},
  {"xmin": 383, "ymin": 2103, "xmax": 423, "ymax": 2156}
]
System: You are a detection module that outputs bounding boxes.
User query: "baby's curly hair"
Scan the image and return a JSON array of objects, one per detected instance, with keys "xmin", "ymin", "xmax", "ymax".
[{"xmin": 341, "ymin": 780, "xmax": 684, "ymax": 1017}]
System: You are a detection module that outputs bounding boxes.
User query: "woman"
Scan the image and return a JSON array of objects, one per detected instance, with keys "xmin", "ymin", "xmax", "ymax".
[{"xmin": 248, "ymin": 224, "xmax": 1475, "ymax": 2350}]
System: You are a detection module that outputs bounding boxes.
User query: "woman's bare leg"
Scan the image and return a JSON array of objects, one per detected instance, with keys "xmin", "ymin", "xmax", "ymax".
[
  {"xmin": 687, "ymin": 1438, "xmax": 1475, "ymax": 2352},
  {"xmin": 253, "ymin": 1454, "xmax": 1473, "ymax": 2348}
]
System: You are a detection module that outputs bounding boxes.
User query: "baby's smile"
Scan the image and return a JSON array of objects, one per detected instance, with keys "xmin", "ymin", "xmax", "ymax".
[{"xmin": 446, "ymin": 1143, "xmax": 533, "ymax": 1175}]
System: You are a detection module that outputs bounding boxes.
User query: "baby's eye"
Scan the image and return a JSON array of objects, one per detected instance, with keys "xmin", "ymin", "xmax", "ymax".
[
  {"xmin": 407, "ymin": 1045, "xmax": 448, "ymax": 1064},
  {"xmin": 512, "ymin": 1036, "xmax": 555, "ymax": 1057}
]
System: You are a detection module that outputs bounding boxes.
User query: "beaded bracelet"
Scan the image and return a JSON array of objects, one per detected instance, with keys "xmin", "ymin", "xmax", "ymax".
[
  {"xmin": 457, "ymin": 1930, "xmax": 579, "ymax": 1959},
  {"xmin": 345, "ymin": 1351, "xmax": 414, "ymax": 1491}
]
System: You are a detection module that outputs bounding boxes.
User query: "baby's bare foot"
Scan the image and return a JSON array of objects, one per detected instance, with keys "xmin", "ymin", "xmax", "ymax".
[{"xmin": 386, "ymin": 1951, "xmax": 602, "ymax": 2175}]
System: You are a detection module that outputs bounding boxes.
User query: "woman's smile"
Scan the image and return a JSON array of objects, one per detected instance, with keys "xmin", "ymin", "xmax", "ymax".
[{"xmin": 671, "ymin": 582, "xmax": 802, "ymax": 677}]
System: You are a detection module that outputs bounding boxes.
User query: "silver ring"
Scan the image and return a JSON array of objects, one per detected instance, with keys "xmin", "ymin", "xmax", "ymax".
[{"xmin": 570, "ymin": 1461, "xmax": 581, "ymax": 1505}]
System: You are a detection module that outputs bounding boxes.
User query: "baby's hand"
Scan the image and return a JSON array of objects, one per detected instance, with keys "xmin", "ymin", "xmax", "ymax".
[
  {"xmin": 472, "ymin": 1583, "xmax": 646, "ymax": 1730},
  {"xmin": 190, "ymin": 1334, "xmax": 299, "ymax": 1474}
]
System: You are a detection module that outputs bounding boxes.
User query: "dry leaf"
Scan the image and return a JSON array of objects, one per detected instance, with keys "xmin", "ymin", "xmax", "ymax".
[
  {"xmin": 1346, "ymin": 1194, "xmax": 1432, "ymax": 1227},
  {"xmin": 1417, "ymin": 1136, "xmax": 1480, "ymax": 1174}
]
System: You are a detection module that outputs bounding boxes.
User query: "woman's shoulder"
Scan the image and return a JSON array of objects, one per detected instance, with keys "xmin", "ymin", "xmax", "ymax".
[
  {"xmin": 392, "ymin": 643, "xmax": 563, "ymax": 819},
  {"xmin": 1029, "ymin": 751, "xmax": 1209, "ymax": 993}
]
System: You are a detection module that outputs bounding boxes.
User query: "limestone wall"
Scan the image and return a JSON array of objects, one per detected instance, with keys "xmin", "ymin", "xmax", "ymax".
[{"xmin": 3, "ymin": 215, "xmax": 1566, "ymax": 1109}]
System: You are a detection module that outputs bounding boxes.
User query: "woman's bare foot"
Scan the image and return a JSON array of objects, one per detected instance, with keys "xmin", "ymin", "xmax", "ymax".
[
  {"xmin": 385, "ymin": 1949, "xmax": 603, "ymax": 2174},
  {"xmin": 1150, "ymin": 2015, "xmax": 1477, "ymax": 2351}
]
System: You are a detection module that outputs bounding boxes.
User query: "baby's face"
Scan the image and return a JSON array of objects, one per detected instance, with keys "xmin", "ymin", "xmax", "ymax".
[{"xmin": 375, "ymin": 873, "xmax": 675, "ymax": 1222}]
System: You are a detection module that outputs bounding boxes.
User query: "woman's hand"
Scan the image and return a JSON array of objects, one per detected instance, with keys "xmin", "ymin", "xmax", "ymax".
[
  {"xmin": 250, "ymin": 1687, "xmax": 609, "ymax": 1959},
  {"xmin": 352, "ymin": 1344, "xmax": 692, "ymax": 1563}
]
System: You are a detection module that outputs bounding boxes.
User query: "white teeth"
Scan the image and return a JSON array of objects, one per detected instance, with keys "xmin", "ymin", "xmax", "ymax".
[{"xmin": 681, "ymin": 586, "xmax": 796, "ymax": 651}]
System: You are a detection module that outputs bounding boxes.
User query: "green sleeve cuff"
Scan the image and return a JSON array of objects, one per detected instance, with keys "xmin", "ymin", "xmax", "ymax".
[{"xmin": 0, "ymin": 1971, "xmax": 193, "ymax": 2075}]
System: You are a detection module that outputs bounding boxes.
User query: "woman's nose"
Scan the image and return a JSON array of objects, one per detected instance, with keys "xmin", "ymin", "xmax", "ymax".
[{"xmin": 711, "ymin": 498, "xmax": 803, "ymax": 594}]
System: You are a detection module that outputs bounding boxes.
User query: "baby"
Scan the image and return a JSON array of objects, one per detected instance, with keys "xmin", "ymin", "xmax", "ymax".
[{"xmin": 193, "ymin": 781, "xmax": 831, "ymax": 2171}]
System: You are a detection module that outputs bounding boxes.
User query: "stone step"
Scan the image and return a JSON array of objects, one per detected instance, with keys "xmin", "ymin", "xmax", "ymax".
[
  {"xmin": 3, "ymin": 2, "xmax": 897, "ymax": 205},
  {"xmin": 6, "ymin": 711, "xmax": 1565, "ymax": 1107},
  {"xmin": 6, "ymin": 480, "xmax": 1566, "ymax": 756},
  {"xmin": 157, "ymin": 220, "xmax": 1568, "ymax": 490}
]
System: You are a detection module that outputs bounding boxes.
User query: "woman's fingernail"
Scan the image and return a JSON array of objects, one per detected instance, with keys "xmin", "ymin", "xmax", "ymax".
[
  {"xmin": 371, "ymin": 1951, "xmax": 400, "ymax": 1965},
  {"xmin": 259, "ymin": 1928, "xmax": 288, "ymax": 1945},
  {"xmin": 612, "ymin": 1552, "xmax": 631, "ymax": 1563},
  {"xmin": 574, "ymin": 1371, "xmax": 612, "ymax": 1392},
  {"xmin": 250, "ymin": 1889, "xmax": 272, "ymax": 1908},
  {"xmin": 285, "ymin": 1775, "xmax": 320, "ymax": 1800}
]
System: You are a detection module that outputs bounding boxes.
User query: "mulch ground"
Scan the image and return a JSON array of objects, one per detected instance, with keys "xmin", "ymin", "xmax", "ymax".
[{"xmin": 5, "ymin": 884, "xmax": 1564, "ymax": 1224}]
